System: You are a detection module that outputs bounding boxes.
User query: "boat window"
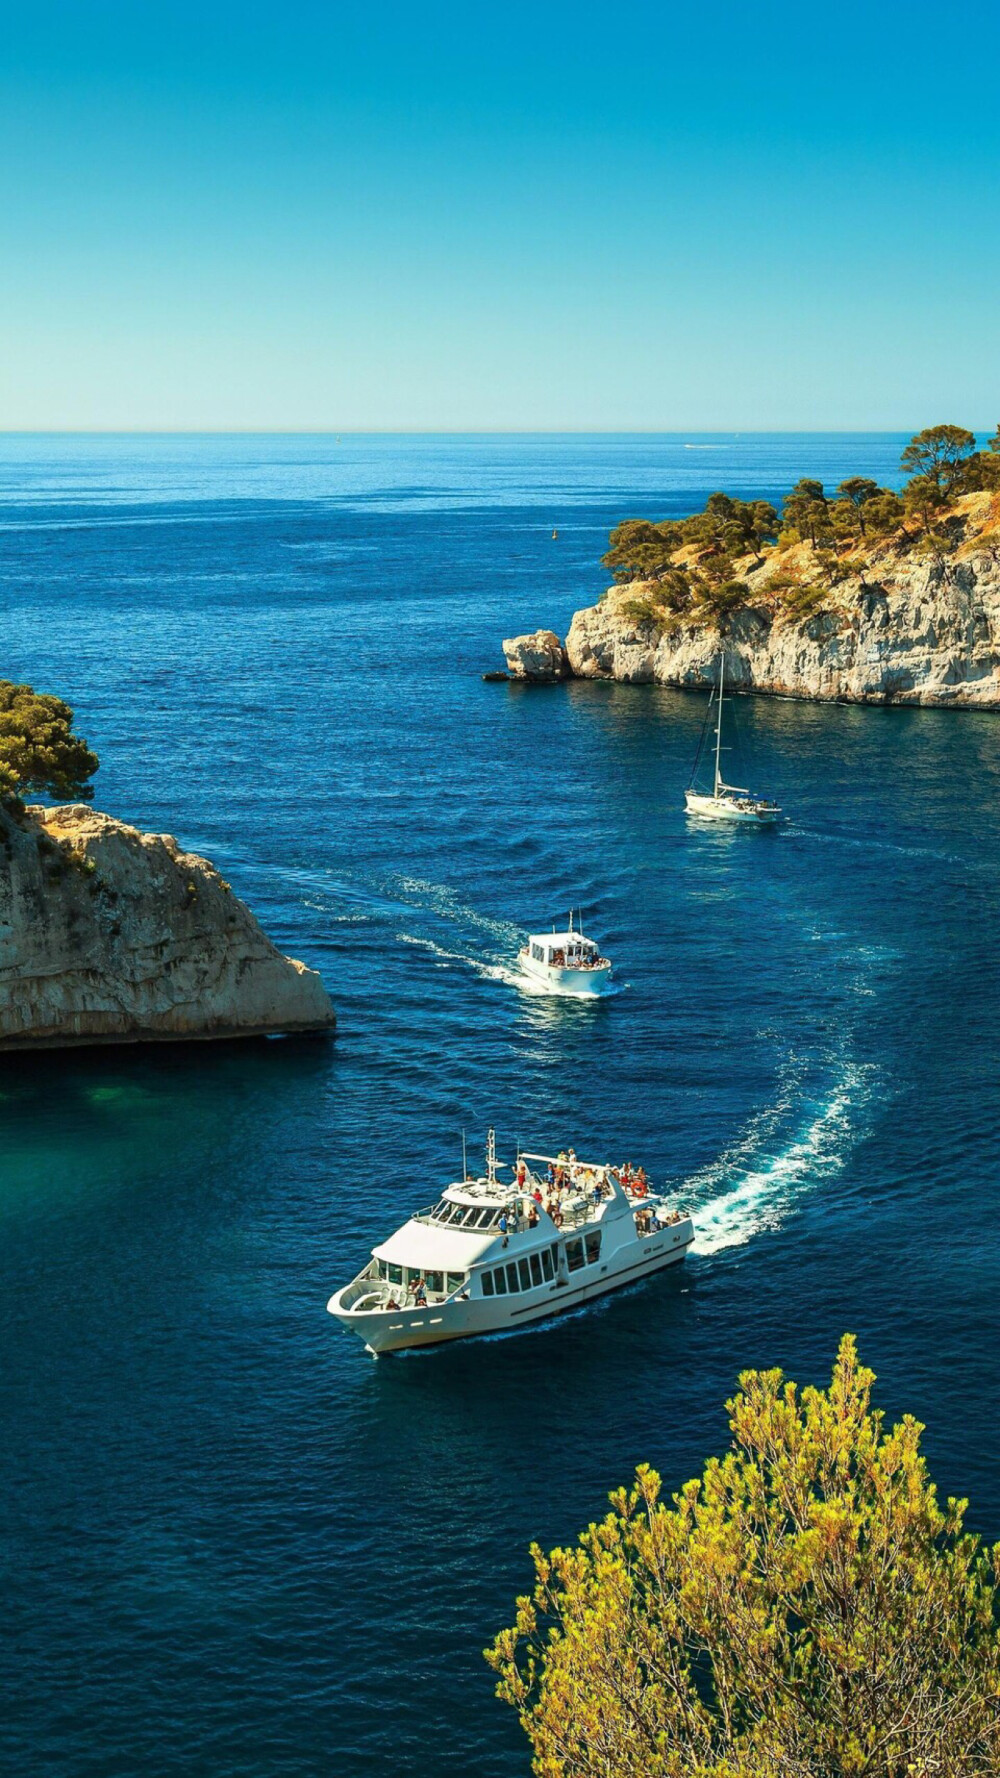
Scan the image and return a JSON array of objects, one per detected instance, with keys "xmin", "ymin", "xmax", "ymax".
[
  {"xmin": 550, "ymin": 1243, "xmax": 560, "ymax": 1272},
  {"xmin": 458, "ymin": 1208, "xmax": 477, "ymax": 1226},
  {"xmin": 585, "ymin": 1231, "xmax": 602, "ymax": 1265},
  {"xmin": 566, "ymin": 1238, "xmax": 585, "ymax": 1273},
  {"xmin": 446, "ymin": 1272, "xmax": 465, "ymax": 1292},
  {"xmin": 531, "ymin": 942, "xmax": 544, "ymax": 961},
  {"xmin": 529, "ymin": 1252, "xmax": 543, "ymax": 1286},
  {"xmin": 541, "ymin": 1248, "xmax": 554, "ymax": 1281},
  {"xmin": 387, "ymin": 1264, "xmax": 403, "ymax": 1285},
  {"xmin": 506, "ymin": 1262, "xmax": 520, "ymax": 1293},
  {"xmin": 425, "ymin": 1271, "xmax": 444, "ymax": 1293},
  {"xmin": 476, "ymin": 1208, "xmax": 495, "ymax": 1228},
  {"xmin": 433, "ymin": 1200, "xmax": 451, "ymax": 1220},
  {"xmin": 481, "ymin": 1272, "xmax": 494, "ymax": 1296},
  {"xmin": 493, "ymin": 1267, "xmax": 507, "ymax": 1295},
  {"xmin": 517, "ymin": 1257, "xmax": 532, "ymax": 1291},
  {"xmin": 443, "ymin": 1205, "xmax": 462, "ymax": 1224}
]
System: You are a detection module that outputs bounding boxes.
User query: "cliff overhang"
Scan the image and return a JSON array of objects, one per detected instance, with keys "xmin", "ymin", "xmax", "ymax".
[{"xmin": 0, "ymin": 803, "xmax": 335, "ymax": 1050}]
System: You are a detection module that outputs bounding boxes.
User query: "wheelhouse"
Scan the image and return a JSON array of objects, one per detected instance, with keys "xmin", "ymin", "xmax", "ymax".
[{"xmin": 526, "ymin": 932, "xmax": 603, "ymax": 968}]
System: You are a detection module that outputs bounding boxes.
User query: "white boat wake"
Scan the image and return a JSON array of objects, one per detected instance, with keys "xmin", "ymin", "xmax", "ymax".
[
  {"xmin": 397, "ymin": 932, "xmax": 626, "ymax": 998},
  {"xmin": 687, "ymin": 1063, "xmax": 869, "ymax": 1256}
]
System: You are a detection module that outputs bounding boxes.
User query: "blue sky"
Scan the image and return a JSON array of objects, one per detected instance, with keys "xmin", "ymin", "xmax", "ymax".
[{"xmin": 1, "ymin": 0, "xmax": 998, "ymax": 430}]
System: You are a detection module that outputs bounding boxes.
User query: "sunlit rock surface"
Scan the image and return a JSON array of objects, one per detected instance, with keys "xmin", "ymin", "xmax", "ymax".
[
  {"xmin": 520, "ymin": 494, "xmax": 1000, "ymax": 705},
  {"xmin": 0, "ymin": 804, "xmax": 335, "ymax": 1048}
]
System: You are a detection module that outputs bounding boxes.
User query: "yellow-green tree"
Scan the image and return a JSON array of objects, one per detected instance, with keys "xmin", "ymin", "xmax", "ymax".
[{"xmin": 488, "ymin": 1337, "xmax": 1000, "ymax": 1778}]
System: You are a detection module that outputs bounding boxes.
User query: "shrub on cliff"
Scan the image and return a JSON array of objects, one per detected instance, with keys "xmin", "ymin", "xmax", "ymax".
[
  {"xmin": 959, "ymin": 429, "xmax": 1000, "ymax": 494},
  {"xmin": 829, "ymin": 477, "xmax": 903, "ymax": 543},
  {"xmin": 782, "ymin": 478, "xmax": 832, "ymax": 547},
  {"xmin": 690, "ymin": 577, "xmax": 751, "ymax": 633},
  {"xmin": 682, "ymin": 493, "xmax": 779, "ymax": 564},
  {"xmin": 0, "ymin": 682, "xmax": 99, "ymax": 806},
  {"xmin": 603, "ymin": 520, "xmax": 685, "ymax": 583},
  {"xmin": 488, "ymin": 1336, "xmax": 1000, "ymax": 1778},
  {"xmin": 901, "ymin": 424, "xmax": 978, "ymax": 498}
]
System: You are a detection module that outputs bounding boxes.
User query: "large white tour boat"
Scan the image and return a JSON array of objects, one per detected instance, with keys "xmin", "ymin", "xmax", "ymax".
[
  {"xmin": 327, "ymin": 1131, "xmax": 693, "ymax": 1355},
  {"xmin": 685, "ymin": 654, "xmax": 781, "ymax": 824},
  {"xmin": 517, "ymin": 913, "xmax": 613, "ymax": 995}
]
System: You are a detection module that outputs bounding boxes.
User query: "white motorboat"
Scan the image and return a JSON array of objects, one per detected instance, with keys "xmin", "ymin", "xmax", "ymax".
[
  {"xmin": 327, "ymin": 1130, "xmax": 693, "ymax": 1355},
  {"xmin": 517, "ymin": 912, "xmax": 612, "ymax": 995},
  {"xmin": 685, "ymin": 654, "xmax": 781, "ymax": 824}
]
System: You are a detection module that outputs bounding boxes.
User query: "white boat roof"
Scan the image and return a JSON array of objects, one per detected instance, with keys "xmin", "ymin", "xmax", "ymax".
[
  {"xmin": 526, "ymin": 931, "xmax": 598, "ymax": 947},
  {"xmin": 374, "ymin": 1220, "xmax": 499, "ymax": 1270}
]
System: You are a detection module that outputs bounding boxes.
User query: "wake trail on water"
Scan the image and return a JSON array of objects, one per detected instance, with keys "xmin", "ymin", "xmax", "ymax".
[
  {"xmin": 687, "ymin": 1061, "xmax": 869, "ymax": 1257},
  {"xmin": 396, "ymin": 931, "xmax": 627, "ymax": 996}
]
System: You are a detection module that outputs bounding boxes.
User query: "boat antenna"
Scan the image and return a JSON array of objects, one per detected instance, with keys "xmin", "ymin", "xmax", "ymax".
[
  {"xmin": 461, "ymin": 1128, "xmax": 467, "ymax": 1179},
  {"xmin": 486, "ymin": 1126, "xmax": 497, "ymax": 1186},
  {"xmin": 714, "ymin": 652, "xmax": 725, "ymax": 798}
]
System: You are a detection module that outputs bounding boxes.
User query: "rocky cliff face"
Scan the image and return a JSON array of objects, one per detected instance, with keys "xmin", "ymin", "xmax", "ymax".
[
  {"xmin": 0, "ymin": 803, "xmax": 335, "ymax": 1049},
  {"xmin": 502, "ymin": 628, "xmax": 570, "ymax": 682},
  {"xmin": 512, "ymin": 495, "xmax": 1000, "ymax": 706}
]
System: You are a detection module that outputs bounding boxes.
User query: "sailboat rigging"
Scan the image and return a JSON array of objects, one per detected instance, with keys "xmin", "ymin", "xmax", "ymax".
[{"xmin": 685, "ymin": 655, "xmax": 781, "ymax": 824}]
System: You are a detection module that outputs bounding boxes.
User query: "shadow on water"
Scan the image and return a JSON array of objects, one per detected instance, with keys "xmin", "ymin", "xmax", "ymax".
[{"xmin": 0, "ymin": 1035, "xmax": 337, "ymax": 1222}]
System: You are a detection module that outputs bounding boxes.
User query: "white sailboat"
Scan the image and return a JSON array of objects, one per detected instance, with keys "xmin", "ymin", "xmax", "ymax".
[{"xmin": 684, "ymin": 655, "xmax": 781, "ymax": 824}]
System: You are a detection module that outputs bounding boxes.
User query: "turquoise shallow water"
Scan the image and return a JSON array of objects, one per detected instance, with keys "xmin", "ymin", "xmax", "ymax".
[{"xmin": 2, "ymin": 434, "xmax": 1000, "ymax": 1776}]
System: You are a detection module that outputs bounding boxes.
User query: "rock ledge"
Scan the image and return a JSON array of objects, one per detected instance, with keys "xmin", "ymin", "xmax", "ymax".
[
  {"xmin": 502, "ymin": 629, "xmax": 570, "ymax": 682},
  {"xmin": 0, "ymin": 803, "xmax": 335, "ymax": 1049}
]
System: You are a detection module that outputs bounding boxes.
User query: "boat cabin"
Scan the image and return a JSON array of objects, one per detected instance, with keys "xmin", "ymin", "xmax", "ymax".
[{"xmin": 525, "ymin": 931, "xmax": 602, "ymax": 970}]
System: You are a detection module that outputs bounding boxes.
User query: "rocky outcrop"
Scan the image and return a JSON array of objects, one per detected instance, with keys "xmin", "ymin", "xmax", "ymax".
[
  {"xmin": 502, "ymin": 629, "xmax": 570, "ymax": 682},
  {"xmin": 0, "ymin": 803, "xmax": 335, "ymax": 1049},
  {"xmin": 516, "ymin": 498, "xmax": 1000, "ymax": 706}
]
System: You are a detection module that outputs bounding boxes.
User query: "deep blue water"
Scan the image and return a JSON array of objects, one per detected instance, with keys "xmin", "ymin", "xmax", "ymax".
[{"xmin": 2, "ymin": 434, "xmax": 1000, "ymax": 1778}]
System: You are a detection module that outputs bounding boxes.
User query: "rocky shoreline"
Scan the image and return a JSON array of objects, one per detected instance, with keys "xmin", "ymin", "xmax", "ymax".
[
  {"xmin": 0, "ymin": 803, "xmax": 335, "ymax": 1049},
  {"xmin": 503, "ymin": 491, "xmax": 1000, "ymax": 707}
]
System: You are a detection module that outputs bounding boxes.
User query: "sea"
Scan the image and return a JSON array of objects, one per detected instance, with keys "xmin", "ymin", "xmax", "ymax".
[{"xmin": 1, "ymin": 433, "xmax": 999, "ymax": 1777}]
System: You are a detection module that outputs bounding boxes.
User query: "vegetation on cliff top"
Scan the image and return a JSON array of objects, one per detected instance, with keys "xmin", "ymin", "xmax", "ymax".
[
  {"xmin": 0, "ymin": 682, "xmax": 99, "ymax": 806},
  {"xmin": 602, "ymin": 425, "xmax": 1000, "ymax": 636},
  {"xmin": 488, "ymin": 1335, "xmax": 1000, "ymax": 1778}
]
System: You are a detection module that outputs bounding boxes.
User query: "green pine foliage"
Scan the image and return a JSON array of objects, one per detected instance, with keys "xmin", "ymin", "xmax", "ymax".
[
  {"xmin": 0, "ymin": 682, "xmax": 99, "ymax": 806},
  {"xmin": 600, "ymin": 427, "xmax": 991, "ymax": 630}
]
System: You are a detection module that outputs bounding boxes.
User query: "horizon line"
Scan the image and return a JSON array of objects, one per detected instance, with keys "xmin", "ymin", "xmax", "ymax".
[{"xmin": 0, "ymin": 425, "xmax": 989, "ymax": 438}]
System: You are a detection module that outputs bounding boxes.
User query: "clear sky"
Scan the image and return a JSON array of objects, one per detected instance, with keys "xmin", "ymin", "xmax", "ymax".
[{"xmin": 1, "ymin": 0, "xmax": 998, "ymax": 431}]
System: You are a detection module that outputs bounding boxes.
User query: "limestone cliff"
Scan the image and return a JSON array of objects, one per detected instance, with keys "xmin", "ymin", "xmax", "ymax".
[
  {"xmin": 0, "ymin": 803, "xmax": 335, "ymax": 1049},
  {"xmin": 502, "ymin": 629, "xmax": 570, "ymax": 682},
  {"xmin": 511, "ymin": 491, "xmax": 1000, "ymax": 706}
]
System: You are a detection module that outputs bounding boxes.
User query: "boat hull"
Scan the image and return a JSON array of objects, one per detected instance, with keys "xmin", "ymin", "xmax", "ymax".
[
  {"xmin": 685, "ymin": 792, "xmax": 779, "ymax": 825},
  {"xmin": 328, "ymin": 1218, "xmax": 693, "ymax": 1354},
  {"xmin": 518, "ymin": 959, "xmax": 613, "ymax": 996}
]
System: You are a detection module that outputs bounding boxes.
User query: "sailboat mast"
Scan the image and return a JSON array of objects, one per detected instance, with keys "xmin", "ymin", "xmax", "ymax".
[{"xmin": 714, "ymin": 654, "xmax": 725, "ymax": 797}]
